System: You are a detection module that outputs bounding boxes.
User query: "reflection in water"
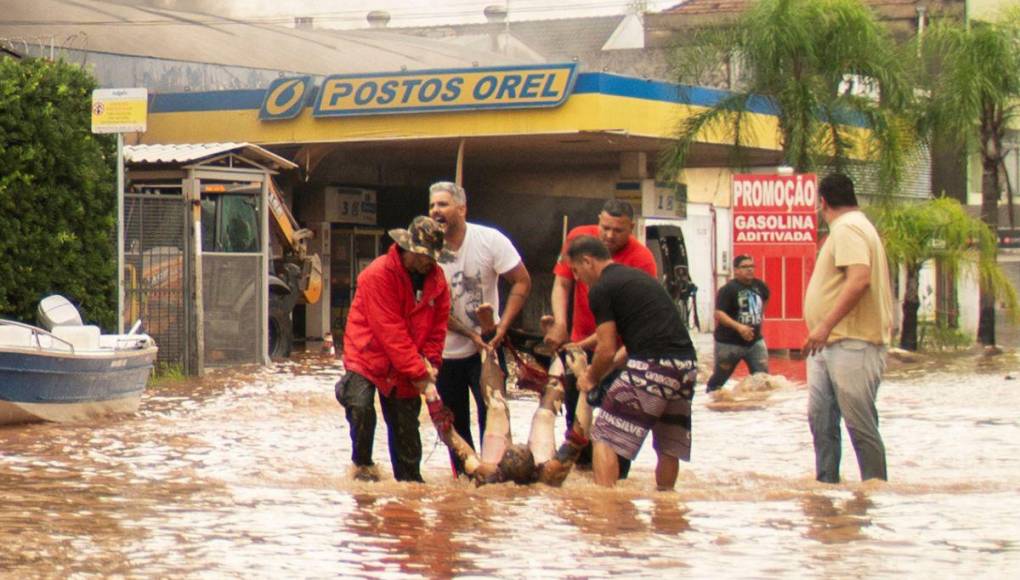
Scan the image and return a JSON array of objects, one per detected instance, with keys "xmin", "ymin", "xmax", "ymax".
[
  {"xmin": 0, "ymin": 348, "xmax": 1018, "ymax": 577},
  {"xmin": 801, "ymin": 491, "xmax": 873, "ymax": 544}
]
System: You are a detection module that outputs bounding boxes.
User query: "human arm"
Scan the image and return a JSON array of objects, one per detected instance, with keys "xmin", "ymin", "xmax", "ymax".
[
  {"xmin": 419, "ymin": 272, "xmax": 451, "ymax": 374},
  {"xmin": 489, "ymin": 261, "xmax": 531, "ymax": 349},
  {"xmin": 577, "ymin": 321, "xmax": 618, "ymax": 394},
  {"xmin": 544, "ymin": 274, "xmax": 573, "ymax": 351},
  {"xmin": 362, "ymin": 271, "xmax": 432, "ymax": 384},
  {"xmin": 715, "ymin": 309, "xmax": 755, "ymax": 342},
  {"xmin": 801, "ymin": 264, "xmax": 871, "ymax": 356}
]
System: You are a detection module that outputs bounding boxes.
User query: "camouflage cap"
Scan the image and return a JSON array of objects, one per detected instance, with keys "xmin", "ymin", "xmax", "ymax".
[{"xmin": 388, "ymin": 216, "xmax": 452, "ymax": 262}]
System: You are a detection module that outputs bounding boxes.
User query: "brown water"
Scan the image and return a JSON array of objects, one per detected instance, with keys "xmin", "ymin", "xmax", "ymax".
[{"xmin": 1, "ymin": 347, "xmax": 1018, "ymax": 578}]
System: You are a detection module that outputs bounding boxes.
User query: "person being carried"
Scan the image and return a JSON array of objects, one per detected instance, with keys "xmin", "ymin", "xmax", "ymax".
[
  {"xmin": 567, "ymin": 235, "xmax": 698, "ymax": 489},
  {"xmin": 335, "ymin": 216, "xmax": 451, "ymax": 483},
  {"xmin": 424, "ymin": 308, "xmax": 593, "ymax": 486},
  {"xmin": 428, "ymin": 181, "xmax": 531, "ymax": 475},
  {"xmin": 543, "ymin": 199, "xmax": 657, "ymax": 477},
  {"xmin": 706, "ymin": 254, "xmax": 771, "ymax": 393}
]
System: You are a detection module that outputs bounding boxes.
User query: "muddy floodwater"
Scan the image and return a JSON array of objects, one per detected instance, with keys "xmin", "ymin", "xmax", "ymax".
[{"xmin": 1, "ymin": 344, "xmax": 1018, "ymax": 578}]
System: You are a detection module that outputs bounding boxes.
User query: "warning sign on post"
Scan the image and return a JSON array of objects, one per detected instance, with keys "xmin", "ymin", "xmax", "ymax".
[{"xmin": 91, "ymin": 88, "xmax": 148, "ymax": 134}]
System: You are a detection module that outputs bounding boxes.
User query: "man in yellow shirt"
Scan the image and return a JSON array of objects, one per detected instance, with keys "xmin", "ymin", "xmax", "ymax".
[{"xmin": 802, "ymin": 173, "xmax": 894, "ymax": 483}]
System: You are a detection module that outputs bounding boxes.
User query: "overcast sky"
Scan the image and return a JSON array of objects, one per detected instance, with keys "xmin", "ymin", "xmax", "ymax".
[{"xmin": 219, "ymin": 0, "xmax": 679, "ymax": 29}]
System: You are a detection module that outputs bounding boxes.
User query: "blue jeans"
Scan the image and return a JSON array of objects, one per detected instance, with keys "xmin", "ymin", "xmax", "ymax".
[
  {"xmin": 706, "ymin": 339, "xmax": 769, "ymax": 391},
  {"xmin": 807, "ymin": 340, "xmax": 888, "ymax": 483}
]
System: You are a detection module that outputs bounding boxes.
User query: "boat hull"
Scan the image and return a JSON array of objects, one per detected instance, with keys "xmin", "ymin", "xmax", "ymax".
[{"xmin": 0, "ymin": 347, "xmax": 157, "ymax": 425}]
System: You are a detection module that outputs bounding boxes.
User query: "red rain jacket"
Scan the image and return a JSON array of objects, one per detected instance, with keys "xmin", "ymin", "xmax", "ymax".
[{"xmin": 342, "ymin": 243, "xmax": 450, "ymax": 398}]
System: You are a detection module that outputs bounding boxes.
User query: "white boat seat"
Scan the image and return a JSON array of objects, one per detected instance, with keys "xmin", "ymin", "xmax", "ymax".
[
  {"xmin": 0, "ymin": 325, "xmax": 37, "ymax": 348},
  {"xmin": 51, "ymin": 325, "xmax": 101, "ymax": 351}
]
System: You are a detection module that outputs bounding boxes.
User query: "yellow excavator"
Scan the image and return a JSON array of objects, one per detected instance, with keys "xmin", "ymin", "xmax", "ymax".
[{"xmin": 267, "ymin": 179, "xmax": 322, "ymax": 358}]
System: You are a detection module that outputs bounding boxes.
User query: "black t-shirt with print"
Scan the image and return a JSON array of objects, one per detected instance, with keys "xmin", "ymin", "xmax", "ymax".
[
  {"xmin": 713, "ymin": 278, "xmax": 770, "ymax": 346},
  {"xmin": 588, "ymin": 263, "xmax": 695, "ymax": 359}
]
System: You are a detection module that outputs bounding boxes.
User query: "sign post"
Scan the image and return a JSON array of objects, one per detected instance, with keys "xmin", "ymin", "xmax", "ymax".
[
  {"xmin": 731, "ymin": 173, "xmax": 818, "ymax": 349},
  {"xmin": 91, "ymin": 88, "xmax": 148, "ymax": 334}
]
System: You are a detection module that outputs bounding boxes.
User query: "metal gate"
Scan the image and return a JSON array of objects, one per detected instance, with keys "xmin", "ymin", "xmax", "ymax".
[{"xmin": 123, "ymin": 192, "xmax": 190, "ymax": 373}]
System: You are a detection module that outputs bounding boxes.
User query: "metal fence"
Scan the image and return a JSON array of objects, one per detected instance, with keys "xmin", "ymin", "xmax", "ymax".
[
  {"xmin": 202, "ymin": 253, "xmax": 261, "ymax": 367},
  {"xmin": 123, "ymin": 193, "xmax": 189, "ymax": 372}
]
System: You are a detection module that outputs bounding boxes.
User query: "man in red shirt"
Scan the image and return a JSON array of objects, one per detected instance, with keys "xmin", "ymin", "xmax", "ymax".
[
  {"xmin": 544, "ymin": 199, "xmax": 657, "ymax": 474},
  {"xmin": 336, "ymin": 216, "xmax": 451, "ymax": 483}
]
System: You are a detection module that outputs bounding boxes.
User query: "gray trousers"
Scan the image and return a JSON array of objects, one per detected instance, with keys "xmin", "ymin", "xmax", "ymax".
[
  {"xmin": 807, "ymin": 339, "xmax": 888, "ymax": 483},
  {"xmin": 706, "ymin": 339, "xmax": 769, "ymax": 391}
]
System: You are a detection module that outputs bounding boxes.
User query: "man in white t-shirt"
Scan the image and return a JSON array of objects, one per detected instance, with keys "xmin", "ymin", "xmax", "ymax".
[{"xmin": 428, "ymin": 181, "xmax": 532, "ymax": 474}]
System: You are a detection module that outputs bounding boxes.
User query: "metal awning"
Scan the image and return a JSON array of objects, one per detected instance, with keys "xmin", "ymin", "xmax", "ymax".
[{"xmin": 124, "ymin": 143, "xmax": 298, "ymax": 171}]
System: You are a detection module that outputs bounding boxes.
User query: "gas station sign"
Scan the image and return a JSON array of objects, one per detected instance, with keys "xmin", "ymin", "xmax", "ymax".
[{"xmin": 732, "ymin": 173, "xmax": 818, "ymax": 349}]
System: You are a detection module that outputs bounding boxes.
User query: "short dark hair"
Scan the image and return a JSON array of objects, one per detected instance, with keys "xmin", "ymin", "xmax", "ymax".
[
  {"xmin": 733, "ymin": 254, "xmax": 752, "ymax": 269},
  {"xmin": 601, "ymin": 199, "xmax": 634, "ymax": 220},
  {"xmin": 567, "ymin": 235, "xmax": 611, "ymax": 262},
  {"xmin": 818, "ymin": 173, "xmax": 858, "ymax": 208}
]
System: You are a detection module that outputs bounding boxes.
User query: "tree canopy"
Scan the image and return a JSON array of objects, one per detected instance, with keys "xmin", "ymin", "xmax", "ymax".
[
  {"xmin": 662, "ymin": 0, "xmax": 913, "ymax": 192},
  {"xmin": 0, "ymin": 57, "xmax": 117, "ymax": 328}
]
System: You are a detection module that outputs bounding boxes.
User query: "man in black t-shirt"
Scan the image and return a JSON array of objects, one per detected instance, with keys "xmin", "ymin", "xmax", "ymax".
[
  {"xmin": 706, "ymin": 255, "xmax": 771, "ymax": 393},
  {"xmin": 568, "ymin": 235, "xmax": 697, "ymax": 490}
]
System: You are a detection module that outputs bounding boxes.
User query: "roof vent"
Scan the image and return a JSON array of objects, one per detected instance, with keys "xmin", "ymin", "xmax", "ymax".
[
  {"xmin": 367, "ymin": 10, "xmax": 391, "ymax": 28},
  {"xmin": 483, "ymin": 5, "xmax": 508, "ymax": 23}
]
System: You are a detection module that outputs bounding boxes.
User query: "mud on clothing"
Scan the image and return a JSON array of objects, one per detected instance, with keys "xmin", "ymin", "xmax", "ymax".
[
  {"xmin": 587, "ymin": 263, "xmax": 697, "ymax": 460},
  {"xmin": 714, "ymin": 278, "xmax": 770, "ymax": 347},
  {"xmin": 336, "ymin": 371, "xmax": 424, "ymax": 482}
]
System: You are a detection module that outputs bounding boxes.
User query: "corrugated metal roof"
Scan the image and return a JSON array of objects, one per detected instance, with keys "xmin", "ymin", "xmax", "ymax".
[
  {"xmin": 124, "ymin": 143, "xmax": 297, "ymax": 170},
  {"xmin": 2, "ymin": 0, "xmax": 526, "ymax": 75}
]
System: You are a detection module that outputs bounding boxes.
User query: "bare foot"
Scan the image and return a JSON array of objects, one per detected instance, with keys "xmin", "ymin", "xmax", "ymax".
[{"xmin": 538, "ymin": 459, "xmax": 569, "ymax": 487}]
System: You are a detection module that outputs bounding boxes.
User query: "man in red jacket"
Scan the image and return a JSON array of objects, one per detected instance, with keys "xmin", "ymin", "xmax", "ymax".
[{"xmin": 336, "ymin": 216, "xmax": 452, "ymax": 483}]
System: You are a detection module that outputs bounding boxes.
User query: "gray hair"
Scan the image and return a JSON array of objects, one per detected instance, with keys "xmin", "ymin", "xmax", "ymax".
[{"xmin": 429, "ymin": 181, "xmax": 467, "ymax": 205}]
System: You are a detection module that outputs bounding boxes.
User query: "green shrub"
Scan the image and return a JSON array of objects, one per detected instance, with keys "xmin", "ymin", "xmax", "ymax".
[{"xmin": 0, "ymin": 57, "xmax": 116, "ymax": 328}]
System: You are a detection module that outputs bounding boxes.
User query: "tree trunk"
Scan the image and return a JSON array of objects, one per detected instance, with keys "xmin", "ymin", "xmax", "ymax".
[
  {"xmin": 977, "ymin": 155, "xmax": 1001, "ymax": 346},
  {"xmin": 900, "ymin": 264, "xmax": 920, "ymax": 351}
]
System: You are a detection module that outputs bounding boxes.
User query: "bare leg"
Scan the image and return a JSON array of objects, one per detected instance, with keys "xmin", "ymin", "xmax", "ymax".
[
  {"xmin": 655, "ymin": 451, "xmax": 679, "ymax": 491},
  {"xmin": 592, "ymin": 441, "xmax": 620, "ymax": 487},
  {"xmin": 529, "ymin": 356, "xmax": 566, "ymax": 465}
]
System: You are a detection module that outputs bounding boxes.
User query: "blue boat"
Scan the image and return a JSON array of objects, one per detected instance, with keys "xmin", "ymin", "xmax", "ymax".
[{"xmin": 0, "ymin": 296, "xmax": 158, "ymax": 425}]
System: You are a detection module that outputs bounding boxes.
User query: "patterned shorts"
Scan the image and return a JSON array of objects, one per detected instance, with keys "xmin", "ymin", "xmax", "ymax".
[{"xmin": 590, "ymin": 356, "xmax": 697, "ymax": 462}]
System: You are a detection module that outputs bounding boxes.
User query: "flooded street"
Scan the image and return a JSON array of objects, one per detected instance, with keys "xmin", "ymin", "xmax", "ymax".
[{"xmin": 1, "ymin": 343, "xmax": 1018, "ymax": 578}]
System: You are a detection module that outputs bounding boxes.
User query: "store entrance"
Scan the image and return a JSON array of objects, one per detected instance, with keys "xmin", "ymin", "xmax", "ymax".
[{"xmin": 331, "ymin": 227, "xmax": 386, "ymax": 339}]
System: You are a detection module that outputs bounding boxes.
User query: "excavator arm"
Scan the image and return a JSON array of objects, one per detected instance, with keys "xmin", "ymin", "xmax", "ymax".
[{"xmin": 267, "ymin": 179, "xmax": 322, "ymax": 305}]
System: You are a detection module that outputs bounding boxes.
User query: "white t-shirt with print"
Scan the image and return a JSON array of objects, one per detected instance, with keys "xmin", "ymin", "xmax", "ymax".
[{"xmin": 438, "ymin": 223, "xmax": 523, "ymax": 359}]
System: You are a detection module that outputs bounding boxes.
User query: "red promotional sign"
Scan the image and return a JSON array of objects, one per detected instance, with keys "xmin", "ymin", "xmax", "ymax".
[{"xmin": 731, "ymin": 173, "xmax": 818, "ymax": 350}]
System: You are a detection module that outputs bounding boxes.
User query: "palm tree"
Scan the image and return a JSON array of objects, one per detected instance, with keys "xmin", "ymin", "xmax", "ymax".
[
  {"xmin": 661, "ymin": 0, "xmax": 914, "ymax": 192},
  {"xmin": 915, "ymin": 15, "xmax": 1020, "ymax": 345},
  {"xmin": 872, "ymin": 198, "xmax": 1018, "ymax": 350}
]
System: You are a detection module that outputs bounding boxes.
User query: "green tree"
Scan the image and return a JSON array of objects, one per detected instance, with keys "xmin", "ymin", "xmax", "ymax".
[
  {"xmin": 872, "ymin": 197, "xmax": 1018, "ymax": 351},
  {"xmin": 0, "ymin": 57, "xmax": 117, "ymax": 328},
  {"xmin": 662, "ymin": 0, "xmax": 913, "ymax": 191},
  {"xmin": 915, "ymin": 15, "xmax": 1020, "ymax": 345}
]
